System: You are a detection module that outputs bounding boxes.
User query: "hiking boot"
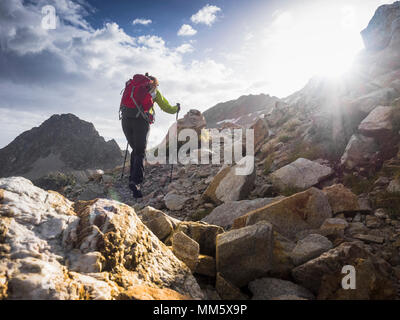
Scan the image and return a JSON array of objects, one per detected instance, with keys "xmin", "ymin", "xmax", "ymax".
[{"xmin": 129, "ymin": 183, "xmax": 143, "ymax": 198}]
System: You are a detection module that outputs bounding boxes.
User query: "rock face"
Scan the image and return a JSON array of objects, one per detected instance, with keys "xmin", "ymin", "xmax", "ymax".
[
  {"xmin": 0, "ymin": 114, "xmax": 123, "ymax": 180},
  {"xmin": 202, "ymin": 197, "xmax": 282, "ymax": 229},
  {"xmin": 322, "ymin": 184, "xmax": 360, "ymax": 214},
  {"xmin": 248, "ymin": 278, "xmax": 314, "ymax": 300},
  {"xmin": 361, "ymin": 2, "xmax": 400, "ymax": 52},
  {"xmin": 292, "ymin": 242, "xmax": 397, "ymax": 299},
  {"xmin": 358, "ymin": 106, "xmax": 394, "ymax": 139},
  {"xmin": 269, "ymin": 158, "xmax": 333, "ymax": 191},
  {"xmin": 0, "ymin": 177, "xmax": 203, "ymax": 300},
  {"xmin": 202, "ymin": 156, "xmax": 256, "ymax": 204},
  {"xmin": 216, "ymin": 221, "xmax": 274, "ymax": 287},
  {"xmin": 234, "ymin": 188, "xmax": 332, "ymax": 240}
]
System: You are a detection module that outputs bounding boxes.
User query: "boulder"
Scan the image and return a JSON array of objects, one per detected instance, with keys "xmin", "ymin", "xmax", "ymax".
[
  {"xmin": 322, "ymin": 184, "xmax": 360, "ymax": 214},
  {"xmin": 202, "ymin": 197, "xmax": 282, "ymax": 229},
  {"xmin": 216, "ymin": 221, "xmax": 274, "ymax": 287},
  {"xmin": 168, "ymin": 221, "xmax": 224, "ymax": 257},
  {"xmin": 248, "ymin": 278, "xmax": 314, "ymax": 300},
  {"xmin": 292, "ymin": 241, "xmax": 397, "ymax": 299},
  {"xmin": 137, "ymin": 206, "xmax": 180, "ymax": 241},
  {"xmin": 202, "ymin": 156, "xmax": 256, "ymax": 204},
  {"xmin": 269, "ymin": 158, "xmax": 333, "ymax": 191},
  {"xmin": 234, "ymin": 187, "xmax": 332, "ymax": 240},
  {"xmin": 358, "ymin": 106, "xmax": 394, "ymax": 139},
  {"xmin": 290, "ymin": 234, "xmax": 333, "ymax": 266},
  {"xmin": 340, "ymin": 134, "xmax": 379, "ymax": 170},
  {"xmin": 172, "ymin": 232, "xmax": 200, "ymax": 272},
  {"xmin": 0, "ymin": 177, "xmax": 203, "ymax": 300},
  {"xmin": 164, "ymin": 193, "xmax": 189, "ymax": 211}
]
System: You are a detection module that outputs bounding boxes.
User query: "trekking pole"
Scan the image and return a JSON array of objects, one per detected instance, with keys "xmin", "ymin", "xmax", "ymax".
[
  {"xmin": 121, "ymin": 142, "xmax": 129, "ymax": 180},
  {"xmin": 169, "ymin": 105, "xmax": 180, "ymax": 183}
]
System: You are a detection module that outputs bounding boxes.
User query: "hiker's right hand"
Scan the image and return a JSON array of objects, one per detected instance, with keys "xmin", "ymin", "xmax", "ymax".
[{"xmin": 176, "ymin": 103, "xmax": 181, "ymax": 113}]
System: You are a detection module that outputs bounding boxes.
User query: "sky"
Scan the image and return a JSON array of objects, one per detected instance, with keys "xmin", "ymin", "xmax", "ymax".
[{"xmin": 0, "ymin": 0, "xmax": 394, "ymax": 150}]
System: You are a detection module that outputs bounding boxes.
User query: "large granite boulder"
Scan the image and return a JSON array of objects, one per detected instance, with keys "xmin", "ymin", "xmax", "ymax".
[
  {"xmin": 202, "ymin": 197, "xmax": 282, "ymax": 229},
  {"xmin": 234, "ymin": 187, "xmax": 332, "ymax": 240},
  {"xmin": 269, "ymin": 158, "xmax": 333, "ymax": 191},
  {"xmin": 216, "ymin": 222, "xmax": 274, "ymax": 287},
  {"xmin": 0, "ymin": 177, "xmax": 203, "ymax": 300},
  {"xmin": 358, "ymin": 106, "xmax": 394, "ymax": 139}
]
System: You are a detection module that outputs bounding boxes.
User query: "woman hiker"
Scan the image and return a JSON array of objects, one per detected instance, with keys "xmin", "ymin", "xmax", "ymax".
[{"xmin": 120, "ymin": 73, "xmax": 180, "ymax": 198}]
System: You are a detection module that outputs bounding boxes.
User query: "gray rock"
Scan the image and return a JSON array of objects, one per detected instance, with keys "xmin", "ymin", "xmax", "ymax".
[
  {"xmin": 202, "ymin": 156, "xmax": 256, "ymax": 204},
  {"xmin": 202, "ymin": 197, "xmax": 282, "ymax": 229},
  {"xmin": 0, "ymin": 177, "xmax": 204, "ymax": 300},
  {"xmin": 164, "ymin": 192, "xmax": 189, "ymax": 211},
  {"xmin": 291, "ymin": 234, "xmax": 333, "ymax": 266},
  {"xmin": 269, "ymin": 158, "xmax": 333, "ymax": 191},
  {"xmin": 358, "ymin": 106, "xmax": 394, "ymax": 138},
  {"xmin": 249, "ymin": 277, "xmax": 314, "ymax": 300},
  {"xmin": 216, "ymin": 221, "xmax": 274, "ymax": 287}
]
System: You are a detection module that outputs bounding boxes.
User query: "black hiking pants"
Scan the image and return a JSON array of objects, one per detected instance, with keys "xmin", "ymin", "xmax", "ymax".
[{"xmin": 121, "ymin": 109, "xmax": 150, "ymax": 185}]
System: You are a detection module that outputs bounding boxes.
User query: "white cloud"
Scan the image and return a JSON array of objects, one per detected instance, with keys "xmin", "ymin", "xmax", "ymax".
[
  {"xmin": 176, "ymin": 43, "xmax": 194, "ymax": 54},
  {"xmin": 191, "ymin": 4, "xmax": 221, "ymax": 26},
  {"xmin": 132, "ymin": 18, "xmax": 152, "ymax": 25},
  {"xmin": 0, "ymin": 0, "xmax": 248, "ymax": 150},
  {"xmin": 177, "ymin": 24, "xmax": 197, "ymax": 36}
]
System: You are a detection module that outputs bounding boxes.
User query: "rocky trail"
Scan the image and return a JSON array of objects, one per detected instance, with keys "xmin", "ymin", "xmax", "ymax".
[{"xmin": 2, "ymin": 1, "xmax": 400, "ymax": 300}]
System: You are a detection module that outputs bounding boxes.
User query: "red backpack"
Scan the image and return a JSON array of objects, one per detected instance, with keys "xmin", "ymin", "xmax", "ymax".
[{"xmin": 120, "ymin": 74, "xmax": 154, "ymax": 112}]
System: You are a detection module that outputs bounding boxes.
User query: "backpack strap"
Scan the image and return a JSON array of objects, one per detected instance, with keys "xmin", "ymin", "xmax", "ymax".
[{"xmin": 129, "ymin": 85, "xmax": 151, "ymax": 124}]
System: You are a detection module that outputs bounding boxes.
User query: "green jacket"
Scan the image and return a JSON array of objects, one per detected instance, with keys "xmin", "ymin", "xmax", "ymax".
[{"xmin": 152, "ymin": 90, "xmax": 179, "ymax": 114}]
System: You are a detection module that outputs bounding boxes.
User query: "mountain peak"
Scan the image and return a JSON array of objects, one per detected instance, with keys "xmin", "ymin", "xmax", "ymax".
[{"xmin": 0, "ymin": 113, "xmax": 123, "ymax": 179}]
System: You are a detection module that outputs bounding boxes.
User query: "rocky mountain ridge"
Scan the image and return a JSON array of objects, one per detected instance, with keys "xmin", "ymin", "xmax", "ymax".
[{"xmin": 0, "ymin": 113, "xmax": 124, "ymax": 181}]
